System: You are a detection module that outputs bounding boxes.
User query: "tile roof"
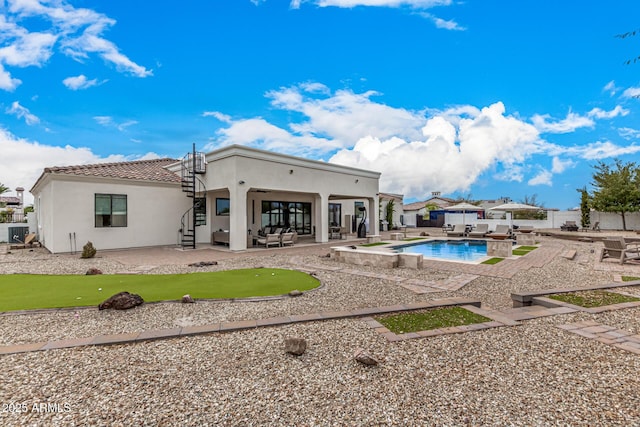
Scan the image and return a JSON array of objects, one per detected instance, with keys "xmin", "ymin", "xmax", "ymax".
[
  {"xmin": 44, "ymin": 158, "xmax": 181, "ymax": 183},
  {"xmin": 403, "ymin": 196, "xmax": 455, "ymax": 211},
  {"xmin": 0, "ymin": 196, "xmax": 20, "ymax": 204}
]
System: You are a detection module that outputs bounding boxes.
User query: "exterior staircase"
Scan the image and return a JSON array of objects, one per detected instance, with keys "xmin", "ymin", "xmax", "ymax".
[{"xmin": 179, "ymin": 146, "xmax": 206, "ymax": 249}]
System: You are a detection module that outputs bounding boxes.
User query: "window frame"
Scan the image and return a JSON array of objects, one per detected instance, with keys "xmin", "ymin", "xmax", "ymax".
[
  {"xmin": 216, "ymin": 198, "xmax": 230, "ymax": 216},
  {"xmin": 95, "ymin": 194, "xmax": 127, "ymax": 228}
]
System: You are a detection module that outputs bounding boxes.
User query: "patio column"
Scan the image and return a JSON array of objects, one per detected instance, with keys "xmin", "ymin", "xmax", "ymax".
[
  {"xmin": 315, "ymin": 193, "xmax": 329, "ymax": 243},
  {"xmin": 229, "ymin": 185, "xmax": 248, "ymax": 251},
  {"xmin": 368, "ymin": 196, "xmax": 379, "ymax": 235}
]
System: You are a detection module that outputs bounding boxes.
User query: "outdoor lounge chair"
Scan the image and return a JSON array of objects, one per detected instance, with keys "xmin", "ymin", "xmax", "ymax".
[
  {"xmin": 489, "ymin": 224, "xmax": 512, "ymax": 240},
  {"xmin": 600, "ymin": 237, "xmax": 640, "ymax": 264},
  {"xmin": 280, "ymin": 232, "xmax": 295, "ymax": 247},
  {"xmin": 257, "ymin": 233, "xmax": 281, "ymax": 248},
  {"xmin": 560, "ymin": 221, "xmax": 579, "ymax": 232},
  {"xmin": 446, "ymin": 224, "xmax": 466, "ymax": 237},
  {"xmin": 467, "ymin": 223, "xmax": 489, "ymax": 238}
]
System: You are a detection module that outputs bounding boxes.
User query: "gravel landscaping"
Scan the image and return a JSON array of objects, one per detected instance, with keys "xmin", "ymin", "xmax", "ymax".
[{"xmin": 1, "ymin": 236, "xmax": 640, "ymax": 425}]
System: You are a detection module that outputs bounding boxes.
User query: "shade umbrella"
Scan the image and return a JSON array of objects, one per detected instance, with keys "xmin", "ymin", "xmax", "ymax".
[
  {"xmin": 489, "ymin": 203, "xmax": 541, "ymax": 230},
  {"xmin": 444, "ymin": 202, "xmax": 484, "ymax": 227}
]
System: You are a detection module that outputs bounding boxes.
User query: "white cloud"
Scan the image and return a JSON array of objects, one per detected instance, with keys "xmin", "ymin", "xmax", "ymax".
[
  {"xmin": 587, "ymin": 105, "xmax": 629, "ymax": 119},
  {"xmin": 202, "ymin": 111, "xmax": 232, "ymax": 123},
  {"xmin": 283, "ymin": 0, "xmax": 461, "ymax": 28},
  {"xmin": 531, "ymin": 111, "xmax": 594, "ymax": 134},
  {"xmin": 62, "ymin": 74, "xmax": 100, "ymax": 90},
  {"xmin": 329, "ymin": 102, "xmax": 543, "ymax": 198},
  {"xmin": 527, "ymin": 170, "xmax": 552, "ymax": 186},
  {"xmin": 0, "ymin": 0, "xmax": 150, "ymax": 92},
  {"xmin": 6, "ymin": 101, "xmax": 40, "ymax": 125},
  {"xmin": 267, "ymin": 84, "xmax": 425, "ymax": 145},
  {"xmin": 622, "ymin": 87, "xmax": 640, "ymax": 98},
  {"xmin": 603, "ymin": 80, "xmax": 618, "ymax": 96},
  {"xmin": 568, "ymin": 140, "xmax": 640, "ymax": 160},
  {"xmin": 551, "ymin": 156, "xmax": 576, "ymax": 174},
  {"xmin": 420, "ymin": 12, "xmax": 465, "ymax": 31},
  {"xmin": 93, "ymin": 116, "xmax": 137, "ymax": 131},
  {"xmin": 0, "ymin": 128, "xmax": 158, "ymax": 204},
  {"xmin": 618, "ymin": 127, "xmax": 640, "ymax": 139},
  {"xmin": 93, "ymin": 116, "xmax": 113, "ymax": 126},
  {"xmin": 206, "ymin": 117, "xmax": 338, "ymax": 157},
  {"xmin": 207, "ymin": 82, "xmax": 640, "ymax": 200},
  {"xmin": 314, "ymin": 0, "xmax": 452, "ymax": 7}
]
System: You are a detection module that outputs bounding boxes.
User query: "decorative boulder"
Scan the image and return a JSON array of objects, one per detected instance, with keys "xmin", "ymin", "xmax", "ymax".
[
  {"xmin": 284, "ymin": 337, "xmax": 307, "ymax": 356},
  {"xmin": 181, "ymin": 294, "xmax": 195, "ymax": 303},
  {"xmin": 288, "ymin": 290, "xmax": 303, "ymax": 297},
  {"xmin": 188, "ymin": 261, "xmax": 218, "ymax": 267},
  {"xmin": 86, "ymin": 268, "xmax": 103, "ymax": 275},
  {"xmin": 98, "ymin": 292, "xmax": 144, "ymax": 310},
  {"xmin": 354, "ymin": 348, "xmax": 379, "ymax": 366}
]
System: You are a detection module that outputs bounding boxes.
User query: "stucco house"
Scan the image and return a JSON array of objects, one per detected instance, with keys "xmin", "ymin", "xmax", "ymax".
[{"xmin": 30, "ymin": 145, "xmax": 381, "ymax": 253}]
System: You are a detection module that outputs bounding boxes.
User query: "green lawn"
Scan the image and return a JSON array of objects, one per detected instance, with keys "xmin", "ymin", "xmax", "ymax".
[
  {"xmin": 376, "ymin": 306, "xmax": 491, "ymax": 334},
  {"xmin": 481, "ymin": 257, "xmax": 504, "ymax": 265},
  {"xmin": 513, "ymin": 245, "xmax": 537, "ymax": 256},
  {"xmin": 360, "ymin": 242, "xmax": 390, "ymax": 247},
  {"xmin": 548, "ymin": 290, "xmax": 640, "ymax": 308},
  {"xmin": 0, "ymin": 268, "xmax": 319, "ymax": 312}
]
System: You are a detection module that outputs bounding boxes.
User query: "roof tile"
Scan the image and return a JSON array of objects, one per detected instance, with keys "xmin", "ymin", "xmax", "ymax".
[{"xmin": 45, "ymin": 158, "xmax": 181, "ymax": 183}]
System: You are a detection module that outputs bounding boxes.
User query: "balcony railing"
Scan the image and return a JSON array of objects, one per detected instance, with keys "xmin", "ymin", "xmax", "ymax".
[{"xmin": 0, "ymin": 212, "xmax": 26, "ymax": 223}]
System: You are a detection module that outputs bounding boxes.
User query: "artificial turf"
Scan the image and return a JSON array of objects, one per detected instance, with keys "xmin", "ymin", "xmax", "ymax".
[
  {"xmin": 0, "ymin": 268, "xmax": 319, "ymax": 312},
  {"xmin": 376, "ymin": 306, "xmax": 491, "ymax": 334}
]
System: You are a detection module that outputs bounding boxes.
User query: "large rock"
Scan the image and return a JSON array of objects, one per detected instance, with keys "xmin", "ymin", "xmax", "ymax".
[
  {"xmin": 284, "ymin": 338, "xmax": 307, "ymax": 356},
  {"xmin": 181, "ymin": 294, "xmax": 195, "ymax": 303},
  {"xmin": 354, "ymin": 348, "xmax": 379, "ymax": 366},
  {"xmin": 188, "ymin": 261, "xmax": 218, "ymax": 267},
  {"xmin": 98, "ymin": 292, "xmax": 144, "ymax": 310},
  {"xmin": 85, "ymin": 268, "xmax": 103, "ymax": 275}
]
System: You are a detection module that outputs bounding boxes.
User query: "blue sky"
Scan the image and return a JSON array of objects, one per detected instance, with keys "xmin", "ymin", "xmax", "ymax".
[{"xmin": 2, "ymin": 0, "xmax": 640, "ymax": 208}]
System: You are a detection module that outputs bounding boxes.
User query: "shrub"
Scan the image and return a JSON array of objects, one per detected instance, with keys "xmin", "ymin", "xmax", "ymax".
[{"xmin": 81, "ymin": 241, "xmax": 97, "ymax": 259}]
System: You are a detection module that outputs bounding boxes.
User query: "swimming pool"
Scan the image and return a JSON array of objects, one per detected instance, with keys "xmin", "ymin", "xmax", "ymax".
[{"xmin": 395, "ymin": 239, "xmax": 489, "ymax": 262}]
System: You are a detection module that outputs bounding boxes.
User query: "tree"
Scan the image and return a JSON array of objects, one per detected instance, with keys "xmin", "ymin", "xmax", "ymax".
[
  {"xmin": 577, "ymin": 187, "xmax": 590, "ymax": 229},
  {"xmin": 519, "ymin": 194, "xmax": 545, "ymax": 208},
  {"xmin": 0, "ymin": 182, "xmax": 8, "ymax": 195},
  {"xmin": 590, "ymin": 160, "xmax": 640, "ymax": 231},
  {"xmin": 385, "ymin": 199, "xmax": 395, "ymax": 228}
]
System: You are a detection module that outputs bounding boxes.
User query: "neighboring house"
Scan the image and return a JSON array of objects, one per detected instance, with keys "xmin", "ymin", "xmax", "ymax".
[
  {"xmin": 0, "ymin": 187, "xmax": 25, "ymax": 223},
  {"xmin": 31, "ymin": 144, "xmax": 380, "ymax": 253},
  {"xmin": 379, "ymin": 192, "xmax": 404, "ymax": 228},
  {"xmin": 402, "ymin": 194, "xmax": 455, "ymax": 227}
]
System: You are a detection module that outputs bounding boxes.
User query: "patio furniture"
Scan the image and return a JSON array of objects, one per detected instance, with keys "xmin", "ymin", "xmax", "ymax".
[
  {"xmin": 600, "ymin": 237, "xmax": 640, "ymax": 264},
  {"xmin": 256, "ymin": 233, "xmax": 281, "ymax": 248},
  {"xmin": 560, "ymin": 221, "xmax": 579, "ymax": 232},
  {"xmin": 280, "ymin": 232, "xmax": 295, "ymax": 247},
  {"xmin": 467, "ymin": 223, "xmax": 489, "ymax": 238},
  {"xmin": 489, "ymin": 224, "xmax": 512, "ymax": 240},
  {"xmin": 446, "ymin": 224, "xmax": 466, "ymax": 237},
  {"xmin": 212, "ymin": 231, "xmax": 230, "ymax": 245},
  {"xmin": 580, "ymin": 222, "xmax": 601, "ymax": 232},
  {"xmin": 442, "ymin": 224, "xmax": 454, "ymax": 232}
]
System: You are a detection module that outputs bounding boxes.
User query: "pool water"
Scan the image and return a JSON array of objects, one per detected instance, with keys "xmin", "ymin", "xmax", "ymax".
[{"xmin": 395, "ymin": 240, "xmax": 488, "ymax": 262}]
